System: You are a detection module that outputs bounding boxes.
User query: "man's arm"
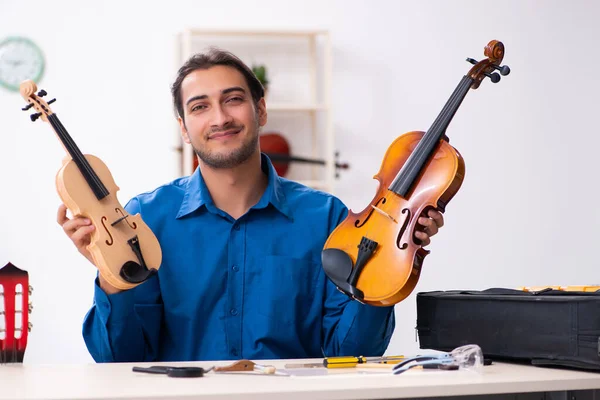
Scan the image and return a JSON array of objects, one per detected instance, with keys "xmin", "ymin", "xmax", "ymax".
[
  {"xmin": 320, "ymin": 199, "xmax": 395, "ymax": 357},
  {"xmin": 321, "ymin": 280, "xmax": 395, "ymax": 357},
  {"xmin": 81, "ymin": 197, "xmax": 164, "ymax": 362},
  {"xmin": 319, "ymin": 198, "xmax": 444, "ymax": 357}
]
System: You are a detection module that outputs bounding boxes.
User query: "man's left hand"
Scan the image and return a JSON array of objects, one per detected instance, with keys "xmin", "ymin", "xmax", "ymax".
[{"xmin": 414, "ymin": 209, "xmax": 444, "ymax": 246}]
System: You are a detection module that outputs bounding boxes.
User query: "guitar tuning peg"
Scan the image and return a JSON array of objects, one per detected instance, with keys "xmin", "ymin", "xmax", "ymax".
[
  {"xmin": 30, "ymin": 113, "xmax": 42, "ymax": 122},
  {"xmin": 37, "ymin": 89, "xmax": 47, "ymax": 97},
  {"xmin": 28, "ymin": 302, "xmax": 33, "ymax": 313},
  {"xmin": 28, "ymin": 285, "xmax": 33, "ymax": 295},
  {"xmin": 21, "ymin": 103, "xmax": 33, "ymax": 111},
  {"xmin": 28, "ymin": 322, "xmax": 32, "ymax": 332}
]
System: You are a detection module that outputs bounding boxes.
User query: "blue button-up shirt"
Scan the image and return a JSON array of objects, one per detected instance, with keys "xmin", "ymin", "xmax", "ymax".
[{"xmin": 82, "ymin": 154, "xmax": 395, "ymax": 362}]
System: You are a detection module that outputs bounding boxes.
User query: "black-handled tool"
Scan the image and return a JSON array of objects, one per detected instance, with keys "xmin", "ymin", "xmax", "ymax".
[{"xmin": 132, "ymin": 365, "xmax": 213, "ymax": 378}]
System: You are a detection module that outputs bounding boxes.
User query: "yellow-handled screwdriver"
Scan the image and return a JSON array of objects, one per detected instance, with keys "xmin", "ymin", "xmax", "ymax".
[
  {"xmin": 285, "ymin": 355, "xmax": 405, "ymax": 369},
  {"xmin": 325, "ymin": 355, "xmax": 405, "ymax": 368}
]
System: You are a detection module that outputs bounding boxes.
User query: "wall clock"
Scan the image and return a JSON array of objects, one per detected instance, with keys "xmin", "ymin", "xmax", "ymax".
[{"xmin": 0, "ymin": 36, "xmax": 45, "ymax": 92}]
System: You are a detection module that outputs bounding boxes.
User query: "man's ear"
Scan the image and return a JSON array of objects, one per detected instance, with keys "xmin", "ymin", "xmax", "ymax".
[
  {"xmin": 257, "ymin": 98, "xmax": 268, "ymax": 127},
  {"xmin": 178, "ymin": 116, "xmax": 191, "ymax": 144}
]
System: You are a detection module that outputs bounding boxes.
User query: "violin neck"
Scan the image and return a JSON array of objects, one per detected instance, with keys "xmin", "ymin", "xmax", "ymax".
[
  {"xmin": 389, "ymin": 75, "xmax": 474, "ymax": 197},
  {"xmin": 47, "ymin": 114, "xmax": 110, "ymax": 200}
]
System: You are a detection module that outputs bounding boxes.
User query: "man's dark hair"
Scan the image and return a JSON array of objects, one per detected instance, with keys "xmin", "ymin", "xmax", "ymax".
[{"xmin": 171, "ymin": 47, "xmax": 265, "ymax": 122}]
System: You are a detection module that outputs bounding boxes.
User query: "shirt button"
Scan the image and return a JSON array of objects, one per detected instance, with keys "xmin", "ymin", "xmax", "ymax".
[
  {"xmin": 230, "ymin": 308, "xmax": 238, "ymax": 316},
  {"xmin": 232, "ymin": 265, "xmax": 239, "ymax": 272},
  {"xmin": 231, "ymin": 348, "xmax": 238, "ymax": 356},
  {"xmin": 234, "ymin": 224, "xmax": 240, "ymax": 231}
]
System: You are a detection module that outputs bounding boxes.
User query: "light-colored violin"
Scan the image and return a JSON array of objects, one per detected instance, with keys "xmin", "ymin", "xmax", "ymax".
[{"xmin": 19, "ymin": 80, "xmax": 162, "ymax": 290}]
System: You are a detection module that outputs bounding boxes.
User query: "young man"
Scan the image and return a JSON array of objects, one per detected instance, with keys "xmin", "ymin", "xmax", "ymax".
[{"xmin": 57, "ymin": 48, "xmax": 444, "ymax": 362}]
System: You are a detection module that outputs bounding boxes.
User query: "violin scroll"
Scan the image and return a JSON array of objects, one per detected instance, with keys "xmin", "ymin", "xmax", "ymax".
[
  {"xmin": 19, "ymin": 80, "xmax": 56, "ymax": 123},
  {"xmin": 466, "ymin": 40, "xmax": 511, "ymax": 89}
]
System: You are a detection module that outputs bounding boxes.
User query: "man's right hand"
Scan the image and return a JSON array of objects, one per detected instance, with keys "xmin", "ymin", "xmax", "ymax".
[{"xmin": 57, "ymin": 204, "xmax": 122, "ymax": 294}]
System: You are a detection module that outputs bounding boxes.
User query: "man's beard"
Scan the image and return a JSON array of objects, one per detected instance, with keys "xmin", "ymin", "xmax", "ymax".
[{"xmin": 193, "ymin": 120, "xmax": 260, "ymax": 169}]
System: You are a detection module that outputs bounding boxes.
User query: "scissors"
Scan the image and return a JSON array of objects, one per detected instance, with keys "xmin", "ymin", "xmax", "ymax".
[{"xmin": 132, "ymin": 365, "xmax": 214, "ymax": 378}]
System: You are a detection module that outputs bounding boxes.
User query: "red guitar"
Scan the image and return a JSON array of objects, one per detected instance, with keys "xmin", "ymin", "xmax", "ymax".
[{"xmin": 0, "ymin": 262, "xmax": 32, "ymax": 363}]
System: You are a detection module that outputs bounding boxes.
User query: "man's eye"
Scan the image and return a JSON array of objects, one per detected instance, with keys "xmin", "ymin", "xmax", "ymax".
[
  {"xmin": 191, "ymin": 104, "xmax": 206, "ymax": 112},
  {"xmin": 227, "ymin": 96, "xmax": 244, "ymax": 103}
]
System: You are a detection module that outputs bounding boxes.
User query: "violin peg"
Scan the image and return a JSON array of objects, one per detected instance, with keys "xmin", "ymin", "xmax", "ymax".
[
  {"xmin": 47, "ymin": 98, "xmax": 56, "ymax": 105},
  {"xmin": 37, "ymin": 89, "xmax": 47, "ymax": 97},
  {"xmin": 21, "ymin": 103, "xmax": 33, "ymax": 111},
  {"xmin": 498, "ymin": 65, "xmax": 511, "ymax": 76},
  {"xmin": 484, "ymin": 72, "xmax": 501, "ymax": 83},
  {"xmin": 466, "ymin": 58, "xmax": 478, "ymax": 65},
  {"xmin": 30, "ymin": 112, "xmax": 42, "ymax": 122}
]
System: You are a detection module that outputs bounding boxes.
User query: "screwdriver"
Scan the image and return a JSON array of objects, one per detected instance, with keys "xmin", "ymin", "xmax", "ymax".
[
  {"xmin": 285, "ymin": 355, "xmax": 405, "ymax": 369},
  {"xmin": 325, "ymin": 355, "xmax": 405, "ymax": 368}
]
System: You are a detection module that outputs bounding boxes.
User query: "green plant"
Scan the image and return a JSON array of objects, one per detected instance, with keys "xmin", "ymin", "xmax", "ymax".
[{"xmin": 252, "ymin": 64, "xmax": 269, "ymax": 88}]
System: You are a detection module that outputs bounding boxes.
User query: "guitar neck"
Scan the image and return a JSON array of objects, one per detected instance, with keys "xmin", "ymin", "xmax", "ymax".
[
  {"xmin": 0, "ymin": 263, "xmax": 30, "ymax": 363},
  {"xmin": 47, "ymin": 114, "xmax": 110, "ymax": 200}
]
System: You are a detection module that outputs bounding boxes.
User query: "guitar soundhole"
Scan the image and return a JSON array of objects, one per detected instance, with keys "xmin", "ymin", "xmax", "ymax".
[
  {"xmin": 355, "ymin": 197, "xmax": 386, "ymax": 228},
  {"xmin": 396, "ymin": 208, "xmax": 411, "ymax": 250}
]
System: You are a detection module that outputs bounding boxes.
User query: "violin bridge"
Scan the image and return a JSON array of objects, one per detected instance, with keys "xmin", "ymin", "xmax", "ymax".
[
  {"xmin": 371, "ymin": 205, "xmax": 397, "ymax": 223},
  {"xmin": 111, "ymin": 214, "xmax": 129, "ymax": 226}
]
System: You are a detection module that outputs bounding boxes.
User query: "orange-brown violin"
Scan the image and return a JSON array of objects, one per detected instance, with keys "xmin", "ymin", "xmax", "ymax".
[
  {"xmin": 322, "ymin": 40, "xmax": 510, "ymax": 306},
  {"xmin": 19, "ymin": 80, "xmax": 162, "ymax": 290}
]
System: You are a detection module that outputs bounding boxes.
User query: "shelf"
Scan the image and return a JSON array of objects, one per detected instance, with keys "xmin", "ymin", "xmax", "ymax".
[
  {"xmin": 185, "ymin": 29, "xmax": 328, "ymax": 37},
  {"xmin": 177, "ymin": 29, "xmax": 335, "ymax": 194},
  {"xmin": 267, "ymin": 103, "xmax": 328, "ymax": 112}
]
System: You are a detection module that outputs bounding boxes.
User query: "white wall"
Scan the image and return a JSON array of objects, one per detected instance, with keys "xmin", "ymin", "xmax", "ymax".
[{"xmin": 1, "ymin": 0, "xmax": 599, "ymax": 364}]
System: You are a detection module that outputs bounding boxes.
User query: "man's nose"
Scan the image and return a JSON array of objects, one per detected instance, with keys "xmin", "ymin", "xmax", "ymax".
[{"xmin": 211, "ymin": 104, "xmax": 233, "ymax": 127}]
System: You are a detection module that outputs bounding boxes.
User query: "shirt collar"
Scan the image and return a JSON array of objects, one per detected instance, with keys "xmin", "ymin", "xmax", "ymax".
[{"xmin": 176, "ymin": 153, "xmax": 292, "ymax": 220}]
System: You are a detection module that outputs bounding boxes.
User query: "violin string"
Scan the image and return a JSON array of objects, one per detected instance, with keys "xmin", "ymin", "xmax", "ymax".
[
  {"xmin": 365, "ymin": 80, "xmax": 472, "ymax": 248},
  {"xmin": 52, "ymin": 115, "xmax": 107, "ymax": 195},
  {"xmin": 416, "ymin": 76, "xmax": 472, "ymax": 167},
  {"xmin": 49, "ymin": 115, "xmax": 109, "ymax": 198},
  {"xmin": 391, "ymin": 76, "xmax": 473, "ymax": 194},
  {"xmin": 390, "ymin": 77, "xmax": 469, "ymax": 193}
]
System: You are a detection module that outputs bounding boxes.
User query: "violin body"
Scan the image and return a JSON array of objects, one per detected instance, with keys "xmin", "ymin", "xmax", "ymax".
[
  {"xmin": 323, "ymin": 131, "xmax": 464, "ymax": 306},
  {"xmin": 57, "ymin": 154, "xmax": 162, "ymax": 290},
  {"xmin": 19, "ymin": 80, "xmax": 162, "ymax": 290},
  {"xmin": 322, "ymin": 40, "xmax": 510, "ymax": 306}
]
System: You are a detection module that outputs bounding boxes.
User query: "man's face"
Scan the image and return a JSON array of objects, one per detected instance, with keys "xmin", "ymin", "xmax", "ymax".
[{"xmin": 178, "ymin": 65, "xmax": 267, "ymax": 169}]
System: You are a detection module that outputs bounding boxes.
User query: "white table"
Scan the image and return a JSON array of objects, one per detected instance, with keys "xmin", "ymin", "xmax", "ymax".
[{"xmin": 2, "ymin": 359, "xmax": 600, "ymax": 400}]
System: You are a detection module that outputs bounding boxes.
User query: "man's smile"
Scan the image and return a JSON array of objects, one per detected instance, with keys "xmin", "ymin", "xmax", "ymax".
[{"xmin": 208, "ymin": 127, "xmax": 243, "ymax": 140}]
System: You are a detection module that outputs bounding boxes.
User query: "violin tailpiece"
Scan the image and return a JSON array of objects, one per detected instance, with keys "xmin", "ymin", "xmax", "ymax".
[{"xmin": 321, "ymin": 237, "xmax": 379, "ymax": 303}]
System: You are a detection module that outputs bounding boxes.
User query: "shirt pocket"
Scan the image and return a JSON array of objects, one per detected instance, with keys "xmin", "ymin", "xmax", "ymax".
[{"xmin": 249, "ymin": 254, "xmax": 321, "ymax": 327}]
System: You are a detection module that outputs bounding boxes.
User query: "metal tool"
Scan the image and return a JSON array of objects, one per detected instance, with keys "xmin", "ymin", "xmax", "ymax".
[{"xmin": 285, "ymin": 355, "xmax": 405, "ymax": 369}]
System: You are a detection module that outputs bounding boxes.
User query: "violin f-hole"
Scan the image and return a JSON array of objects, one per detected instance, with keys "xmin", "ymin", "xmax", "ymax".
[
  {"xmin": 114, "ymin": 208, "xmax": 137, "ymax": 229},
  {"xmin": 355, "ymin": 197, "xmax": 386, "ymax": 228},
  {"xmin": 396, "ymin": 208, "xmax": 411, "ymax": 250},
  {"xmin": 101, "ymin": 217, "xmax": 114, "ymax": 246}
]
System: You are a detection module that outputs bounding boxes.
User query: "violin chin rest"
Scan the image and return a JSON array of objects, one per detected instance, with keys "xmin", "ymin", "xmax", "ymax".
[
  {"xmin": 120, "ymin": 261, "xmax": 157, "ymax": 284},
  {"xmin": 321, "ymin": 248, "xmax": 364, "ymax": 301}
]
